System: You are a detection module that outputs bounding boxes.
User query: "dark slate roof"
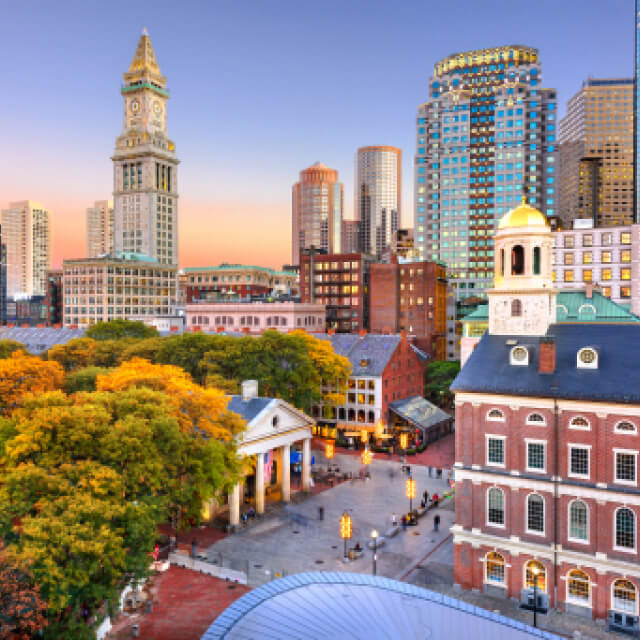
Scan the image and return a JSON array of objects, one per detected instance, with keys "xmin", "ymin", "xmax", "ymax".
[
  {"xmin": 226, "ymin": 396, "xmax": 274, "ymax": 423},
  {"xmin": 389, "ymin": 396, "xmax": 451, "ymax": 431},
  {"xmin": 316, "ymin": 334, "xmax": 401, "ymax": 376},
  {"xmin": 0, "ymin": 326, "xmax": 87, "ymax": 354},
  {"xmin": 451, "ymin": 323, "xmax": 640, "ymax": 404}
]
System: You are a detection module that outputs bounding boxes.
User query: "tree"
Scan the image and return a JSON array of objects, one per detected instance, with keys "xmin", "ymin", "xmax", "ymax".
[
  {"xmin": 424, "ymin": 360, "xmax": 460, "ymax": 408},
  {"xmin": 63, "ymin": 366, "xmax": 111, "ymax": 394},
  {"xmin": 85, "ymin": 319, "xmax": 158, "ymax": 341},
  {"xmin": 154, "ymin": 332, "xmax": 219, "ymax": 383},
  {"xmin": 0, "ymin": 352, "xmax": 63, "ymax": 416},
  {"xmin": 0, "ymin": 548, "xmax": 47, "ymax": 639},
  {"xmin": 0, "ymin": 340, "xmax": 26, "ymax": 360},
  {"xmin": 118, "ymin": 337, "xmax": 164, "ymax": 364},
  {"xmin": 46, "ymin": 338, "xmax": 97, "ymax": 372}
]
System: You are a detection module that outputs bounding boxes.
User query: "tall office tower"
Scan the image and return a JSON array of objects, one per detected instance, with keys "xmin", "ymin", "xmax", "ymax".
[
  {"xmin": 113, "ymin": 30, "xmax": 178, "ymax": 265},
  {"xmin": 0, "ymin": 201, "xmax": 50, "ymax": 297},
  {"xmin": 356, "ymin": 146, "xmax": 401, "ymax": 257},
  {"xmin": 341, "ymin": 219, "xmax": 360, "ymax": 253},
  {"xmin": 414, "ymin": 46, "xmax": 557, "ymax": 305},
  {"xmin": 558, "ymin": 78, "xmax": 633, "ymax": 228},
  {"xmin": 0, "ymin": 226, "xmax": 6, "ymax": 325},
  {"xmin": 291, "ymin": 162, "xmax": 343, "ymax": 265},
  {"xmin": 86, "ymin": 200, "xmax": 114, "ymax": 257}
]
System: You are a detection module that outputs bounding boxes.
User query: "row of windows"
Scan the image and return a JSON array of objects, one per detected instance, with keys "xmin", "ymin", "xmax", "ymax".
[
  {"xmin": 484, "ymin": 555, "xmax": 637, "ymax": 613},
  {"xmin": 560, "ymin": 231, "xmax": 632, "ymax": 248},
  {"xmin": 560, "ymin": 250, "xmax": 631, "ymax": 265}
]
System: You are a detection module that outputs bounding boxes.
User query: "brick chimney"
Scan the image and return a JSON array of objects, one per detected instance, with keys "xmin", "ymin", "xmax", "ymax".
[
  {"xmin": 359, "ymin": 329, "xmax": 367, "ymax": 338},
  {"xmin": 241, "ymin": 380, "xmax": 259, "ymax": 402},
  {"xmin": 539, "ymin": 337, "xmax": 556, "ymax": 374},
  {"xmin": 585, "ymin": 283, "xmax": 593, "ymax": 299}
]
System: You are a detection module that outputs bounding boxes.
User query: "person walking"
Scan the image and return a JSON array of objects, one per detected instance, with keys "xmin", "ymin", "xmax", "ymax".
[
  {"xmin": 423, "ymin": 490, "xmax": 429, "ymax": 505},
  {"xmin": 432, "ymin": 493, "xmax": 439, "ymax": 508},
  {"xmin": 434, "ymin": 514, "xmax": 441, "ymax": 532},
  {"xmin": 391, "ymin": 512, "xmax": 398, "ymax": 527},
  {"xmin": 401, "ymin": 515, "xmax": 407, "ymax": 532}
]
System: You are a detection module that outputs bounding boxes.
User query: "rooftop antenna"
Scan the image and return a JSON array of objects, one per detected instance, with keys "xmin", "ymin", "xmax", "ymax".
[{"xmin": 142, "ymin": 27, "xmax": 149, "ymax": 36}]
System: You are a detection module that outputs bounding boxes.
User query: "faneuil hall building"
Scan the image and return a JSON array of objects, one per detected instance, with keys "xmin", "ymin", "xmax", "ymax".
[{"xmin": 451, "ymin": 200, "xmax": 640, "ymax": 629}]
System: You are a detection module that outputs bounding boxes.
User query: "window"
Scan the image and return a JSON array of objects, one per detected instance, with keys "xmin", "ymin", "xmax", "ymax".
[
  {"xmin": 621, "ymin": 232, "xmax": 632, "ymax": 244},
  {"xmin": 615, "ymin": 451, "xmax": 637, "ymax": 484},
  {"xmin": 564, "ymin": 270, "xmax": 574, "ymax": 282},
  {"xmin": 510, "ymin": 345, "xmax": 529, "ymax": 365},
  {"xmin": 621, "ymin": 268, "xmax": 631, "ymax": 281},
  {"xmin": 511, "ymin": 299, "xmax": 522, "ymax": 317},
  {"xmin": 487, "ymin": 436, "xmax": 505, "ymax": 466},
  {"xmin": 564, "ymin": 253, "xmax": 574, "ymax": 265},
  {"xmin": 602, "ymin": 232, "xmax": 612, "ymax": 245},
  {"xmin": 533, "ymin": 246, "xmax": 540, "ymax": 275},
  {"xmin": 577, "ymin": 347, "xmax": 598, "ymax": 369},
  {"xmin": 527, "ymin": 441, "xmax": 546, "ymax": 472},
  {"xmin": 525, "ymin": 560, "xmax": 546, "ymax": 591},
  {"xmin": 569, "ymin": 500, "xmax": 588, "ymax": 542},
  {"xmin": 526, "ymin": 413, "xmax": 545, "ymax": 425},
  {"xmin": 582, "ymin": 252, "xmax": 592, "ymax": 264},
  {"xmin": 485, "ymin": 551, "xmax": 505, "ymax": 584},
  {"xmin": 487, "ymin": 487, "xmax": 505, "ymax": 525},
  {"xmin": 569, "ymin": 446, "xmax": 590, "ymax": 477},
  {"xmin": 612, "ymin": 579, "xmax": 638, "ymax": 614},
  {"xmin": 615, "ymin": 508, "xmax": 635, "ymax": 549},
  {"xmin": 621, "ymin": 249, "xmax": 631, "ymax": 263},
  {"xmin": 487, "ymin": 409, "xmax": 505, "ymax": 421},
  {"xmin": 601, "ymin": 251, "xmax": 612, "ymax": 263},
  {"xmin": 511, "ymin": 245, "xmax": 524, "ymax": 274},
  {"xmin": 582, "ymin": 269, "xmax": 592, "ymax": 283},
  {"xmin": 569, "ymin": 416, "xmax": 590, "ymax": 430},
  {"xmin": 564, "ymin": 236, "xmax": 575, "ymax": 248},
  {"xmin": 527, "ymin": 494, "xmax": 544, "ymax": 533},
  {"xmin": 567, "ymin": 569, "xmax": 590, "ymax": 604},
  {"xmin": 582, "ymin": 234, "xmax": 593, "ymax": 247},
  {"xmin": 615, "ymin": 421, "xmax": 637, "ymax": 434}
]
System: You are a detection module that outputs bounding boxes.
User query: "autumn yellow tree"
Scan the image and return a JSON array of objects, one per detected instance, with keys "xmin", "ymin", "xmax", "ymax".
[
  {"xmin": 0, "ymin": 352, "xmax": 63, "ymax": 416},
  {"xmin": 46, "ymin": 338, "xmax": 97, "ymax": 372}
]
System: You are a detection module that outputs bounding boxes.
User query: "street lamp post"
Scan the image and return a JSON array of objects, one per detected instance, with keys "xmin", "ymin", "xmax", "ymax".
[
  {"xmin": 370, "ymin": 529, "xmax": 378, "ymax": 576},
  {"xmin": 406, "ymin": 476, "xmax": 416, "ymax": 514},
  {"xmin": 531, "ymin": 565, "xmax": 540, "ymax": 628},
  {"xmin": 340, "ymin": 511, "xmax": 352, "ymax": 563},
  {"xmin": 361, "ymin": 447, "xmax": 372, "ymax": 466}
]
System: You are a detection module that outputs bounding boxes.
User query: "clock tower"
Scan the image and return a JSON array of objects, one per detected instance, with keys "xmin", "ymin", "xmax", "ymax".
[
  {"xmin": 487, "ymin": 200, "xmax": 557, "ymax": 336},
  {"xmin": 112, "ymin": 29, "xmax": 178, "ymax": 265}
]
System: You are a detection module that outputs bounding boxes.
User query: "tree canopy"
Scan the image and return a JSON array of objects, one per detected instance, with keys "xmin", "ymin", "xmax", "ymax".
[
  {"xmin": 423, "ymin": 360, "xmax": 460, "ymax": 408},
  {"xmin": 85, "ymin": 319, "xmax": 158, "ymax": 341}
]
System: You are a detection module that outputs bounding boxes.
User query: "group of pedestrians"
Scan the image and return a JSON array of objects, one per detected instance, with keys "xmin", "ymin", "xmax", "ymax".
[{"xmin": 391, "ymin": 488, "xmax": 441, "ymax": 532}]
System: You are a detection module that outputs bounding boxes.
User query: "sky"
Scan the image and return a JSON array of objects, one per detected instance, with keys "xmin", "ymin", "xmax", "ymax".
[{"xmin": 0, "ymin": 0, "xmax": 633, "ymax": 269}]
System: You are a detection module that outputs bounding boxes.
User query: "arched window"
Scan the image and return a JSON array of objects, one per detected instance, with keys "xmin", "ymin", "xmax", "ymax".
[
  {"xmin": 511, "ymin": 299, "xmax": 522, "ymax": 317},
  {"xmin": 612, "ymin": 579, "xmax": 638, "ymax": 614},
  {"xmin": 569, "ymin": 416, "xmax": 589, "ymax": 430},
  {"xmin": 615, "ymin": 508, "xmax": 635, "ymax": 549},
  {"xmin": 527, "ymin": 494, "xmax": 544, "ymax": 533},
  {"xmin": 367, "ymin": 411, "xmax": 375, "ymax": 423},
  {"xmin": 511, "ymin": 244, "xmax": 525, "ymax": 275},
  {"xmin": 567, "ymin": 569, "xmax": 590, "ymax": 603},
  {"xmin": 526, "ymin": 413, "xmax": 546, "ymax": 425},
  {"xmin": 615, "ymin": 421, "xmax": 637, "ymax": 434},
  {"xmin": 338, "ymin": 408, "xmax": 346, "ymax": 420},
  {"xmin": 533, "ymin": 246, "xmax": 541, "ymax": 275},
  {"xmin": 500, "ymin": 248, "xmax": 505, "ymax": 276},
  {"xmin": 487, "ymin": 409, "xmax": 505, "ymax": 421},
  {"xmin": 569, "ymin": 500, "xmax": 588, "ymax": 542},
  {"xmin": 525, "ymin": 560, "xmax": 546, "ymax": 592},
  {"xmin": 357, "ymin": 410, "xmax": 365, "ymax": 423},
  {"xmin": 487, "ymin": 487, "xmax": 504, "ymax": 525},
  {"xmin": 348, "ymin": 408, "xmax": 355, "ymax": 421},
  {"xmin": 485, "ymin": 551, "xmax": 505, "ymax": 584}
]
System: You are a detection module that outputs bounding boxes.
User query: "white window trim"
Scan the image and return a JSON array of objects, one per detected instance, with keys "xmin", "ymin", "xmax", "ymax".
[
  {"xmin": 525, "ymin": 492, "xmax": 546, "ymax": 536},
  {"xmin": 525, "ymin": 439, "xmax": 547, "ymax": 474},
  {"xmin": 483, "ymin": 551, "xmax": 507, "ymax": 586},
  {"xmin": 567, "ymin": 499, "xmax": 590, "ymax": 545},
  {"xmin": 486, "ymin": 486, "xmax": 506, "ymax": 529},
  {"xmin": 486, "ymin": 408, "xmax": 505, "ymax": 422},
  {"xmin": 526, "ymin": 413, "xmax": 546, "ymax": 426},
  {"xmin": 568, "ymin": 444, "xmax": 591, "ymax": 480},
  {"xmin": 614, "ymin": 449, "xmax": 638, "ymax": 487},
  {"xmin": 569, "ymin": 416, "xmax": 591, "ymax": 431},
  {"xmin": 613, "ymin": 507, "xmax": 637, "ymax": 554},
  {"xmin": 523, "ymin": 561, "xmax": 547, "ymax": 593},
  {"xmin": 614, "ymin": 420, "xmax": 638, "ymax": 435},
  {"xmin": 565, "ymin": 571, "xmax": 592, "ymax": 608},
  {"xmin": 611, "ymin": 579, "xmax": 639, "ymax": 615},
  {"xmin": 486, "ymin": 434, "xmax": 506, "ymax": 468}
]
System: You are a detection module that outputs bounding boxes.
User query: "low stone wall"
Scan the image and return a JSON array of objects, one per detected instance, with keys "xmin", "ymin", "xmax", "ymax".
[{"xmin": 169, "ymin": 552, "xmax": 247, "ymax": 585}]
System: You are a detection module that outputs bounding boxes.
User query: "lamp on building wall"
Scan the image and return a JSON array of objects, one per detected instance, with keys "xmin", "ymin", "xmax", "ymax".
[{"xmin": 339, "ymin": 511, "xmax": 352, "ymax": 562}]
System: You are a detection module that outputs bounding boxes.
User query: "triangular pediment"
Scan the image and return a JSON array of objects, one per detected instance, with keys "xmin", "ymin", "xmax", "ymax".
[{"xmin": 238, "ymin": 399, "xmax": 314, "ymax": 445}]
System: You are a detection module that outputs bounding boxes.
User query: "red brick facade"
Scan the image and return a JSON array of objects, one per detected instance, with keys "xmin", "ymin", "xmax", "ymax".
[
  {"xmin": 454, "ymin": 395, "xmax": 640, "ymax": 620},
  {"xmin": 381, "ymin": 333, "xmax": 424, "ymax": 418}
]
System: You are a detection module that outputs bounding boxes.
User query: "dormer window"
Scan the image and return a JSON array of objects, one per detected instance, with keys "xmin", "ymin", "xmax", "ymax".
[
  {"xmin": 510, "ymin": 345, "xmax": 529, "ymax": 366},
  {"xmin": 360, "ymin": 358, "xmax": 369, "ymax": 367},
  {"xmin": 272, "ymin": 415, "xmax": 279, "ymax": 429},
  {"xmin": 577, "ymin": 347, "xmax": 598, "ymax": 369}
]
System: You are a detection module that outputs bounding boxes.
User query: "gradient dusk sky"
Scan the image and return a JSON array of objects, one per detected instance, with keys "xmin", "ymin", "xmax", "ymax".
[{"xmin": 0, "ymin": 0, "xmax": 632, "ymax": 269}]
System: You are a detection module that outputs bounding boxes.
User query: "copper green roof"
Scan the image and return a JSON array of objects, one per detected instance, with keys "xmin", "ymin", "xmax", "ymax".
[
  {"xmin": 463, "ymin": 290, "xmax": 640, "ymax": 324},
  {"xmin": 183, "ymin": 264, "xmax": 297, "ymax": 277}
]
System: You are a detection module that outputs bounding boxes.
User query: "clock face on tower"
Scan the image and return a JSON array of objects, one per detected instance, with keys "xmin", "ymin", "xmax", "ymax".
[{"xmin": 130, "ymin": 99, "xmax": 140, "ymax": 113}]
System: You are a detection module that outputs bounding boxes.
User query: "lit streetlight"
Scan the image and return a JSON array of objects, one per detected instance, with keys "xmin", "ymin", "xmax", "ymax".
[
  {"xmin": 339, "ymin": 511, "xmax": 352, "ymax": 562},
  {"xmin": 399, "ymin": 432, "xmax": 408, "ymax": 451},
  {"xmin": 361, "ymin": 447, "xmax": 372, "ymax": 466},
  {"xmin": 325, "ymin": 441, "xmax": 334, "ymax": 460},
  {"xmin": 406, "ymin": 476, "xmax": 416, "ymax": 514},
  {"xmin": 370, "ymin": 529, "xmax": 379, "ymax": 576}
]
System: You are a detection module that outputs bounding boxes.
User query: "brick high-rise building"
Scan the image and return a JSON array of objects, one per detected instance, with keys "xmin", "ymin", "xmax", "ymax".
[
  {"xmin": 292, "ymin": 162, "xmax": 343, "ymax": 266},
  {"xmin": 87, "ymin": 200, "xmax": 114, "ymax": 257},
  {"xmin": 341, "ymin": 219, "xmax": 360, "ymax": 253},
  {"xmin": 369, "ymin": 260, "xmax": 447, "ymax": 359},
  {"xmin": 558, "ymin": 78, "xmax": 633, "ymax": 228}
]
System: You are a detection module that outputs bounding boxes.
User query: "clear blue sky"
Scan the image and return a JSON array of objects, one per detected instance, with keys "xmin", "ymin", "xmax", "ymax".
[{"xmin": 0, "ymin": 0, "xmax": 633, "ymax": 267}]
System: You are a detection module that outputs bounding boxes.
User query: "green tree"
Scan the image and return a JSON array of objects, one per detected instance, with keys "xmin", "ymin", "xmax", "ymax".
[
  {"xmin": 85, "ymin": 319, "xmax": 158, "ymax": 341},
  {"xmin": 154, "ymin": 332, "xmax": 219, "ymax": 383},
  {"xmin": 424, "ymin": 360, "xmax": 460, "ymax": 408},
  {"xmin": 0, "ymin": 340, "xmax": 27, "ymax": 360},
  {"xmin": 63, "ymin": 366, "xmax": 111, "ymax": 394},
  {"xmin": 45, "ymin": 338, "xmax": 97, "ymax": 372}
]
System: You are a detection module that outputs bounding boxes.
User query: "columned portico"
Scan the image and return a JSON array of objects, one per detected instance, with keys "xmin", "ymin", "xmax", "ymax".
[
  {"xmin": 229, "ymin": 481, "xmax": 241, "ymax": 527},
  {"xmin": 281, "ymin": 444, "xmax": 291, "ymax": 502},
  {"xmin": 255, "ymin": 452, "xmax": 265, "ymax": 514},
  {"xmin": 302, "ymin": 437, "xmax": 311, "ymax": 491}
]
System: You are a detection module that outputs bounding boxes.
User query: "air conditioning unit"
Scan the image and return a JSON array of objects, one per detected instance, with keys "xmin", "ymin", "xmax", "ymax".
[
  {"xmin": 608, "ymin": 610, "xmax": 639, "ymax": 636},
  {"xmin": 520, "ymin": 589, "xmax": 549, "ymax": 613}
]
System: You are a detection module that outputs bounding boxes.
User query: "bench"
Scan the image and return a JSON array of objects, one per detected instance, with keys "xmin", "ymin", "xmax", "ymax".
[
  {"xmin": 385, "ymin": 526, "xmax": 400, "ymax": 538},
  {"xmin": 366, "ymin": 537, "xmax": 386, "ymax": 550}
]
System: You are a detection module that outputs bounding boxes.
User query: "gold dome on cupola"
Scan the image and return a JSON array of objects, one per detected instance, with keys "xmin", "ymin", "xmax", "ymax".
[{"xmin": 498, "ymin": 197, "xmax": 549, "ymax": 231}]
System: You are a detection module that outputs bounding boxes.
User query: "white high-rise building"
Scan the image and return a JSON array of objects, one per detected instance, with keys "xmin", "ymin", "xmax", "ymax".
[
  {"xmin": 112, "ymin": 30, "xmax": 179, "ymax": 265},
  {"xmin": 86, "ymin": 200, "xmax": 114, "ymax": 257},
  {"xmin": 1, "ymin": 200, "xmax": 50, "ymax": 298},
  {"xmin": 355, "ymin": 146, "xmax": 401, "ymax": 257}
]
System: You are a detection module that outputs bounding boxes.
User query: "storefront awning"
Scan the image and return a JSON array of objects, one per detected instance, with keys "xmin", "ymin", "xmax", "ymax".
[{"xmin": 388, "ymin": 396, "xmax": 452, "ymax": 433}]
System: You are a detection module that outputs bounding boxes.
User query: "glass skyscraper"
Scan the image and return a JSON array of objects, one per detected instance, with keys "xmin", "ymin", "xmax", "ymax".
[{"xmin": 413, "ymin": 46, "xmax": 557, "ymax": 306}]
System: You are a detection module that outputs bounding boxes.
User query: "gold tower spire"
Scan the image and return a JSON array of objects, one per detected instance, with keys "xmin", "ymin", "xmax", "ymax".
[{"xmin": 123, "ymin": 30, "xmax": 166, "ymax": 87}]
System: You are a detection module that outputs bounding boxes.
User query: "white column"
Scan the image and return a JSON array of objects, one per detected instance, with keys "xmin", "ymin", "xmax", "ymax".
[
  {"xmin": 229, "ymin": 481, "xmax": 241, "ymax": 527},
  {"xmin": 281, "ymin": 443, "xmax": 291, "ymax": 502},
  {"xmin": 302, "ymin": 438, "xmax": 311, "ymax": 492},
  {"xmin": 255, "ymin": 452, "xmax": 265, "ymax": 514}
]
